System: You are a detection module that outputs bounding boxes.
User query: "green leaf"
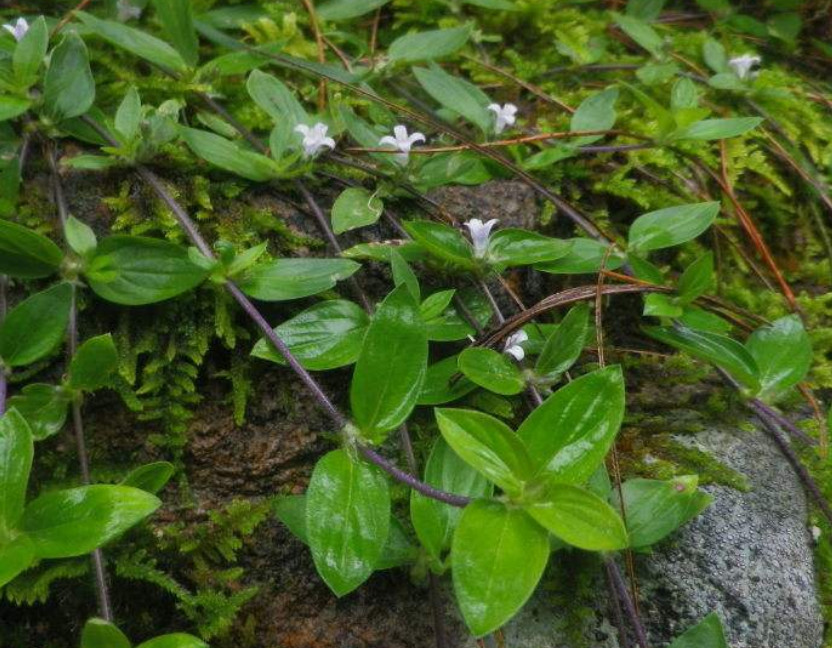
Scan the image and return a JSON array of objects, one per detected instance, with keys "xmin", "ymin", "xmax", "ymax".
[
  {"xmin": 668, "ymin": 613, "xmax": 729, "ymax": 648},
  {"xmin": 435, "ymin": 408, "xmax": 531, "ymax": 494},
  {"xmin": 570, "ymin": 87, "xmax": 619, "ymax": 145},
  {"xmin": 80, "ymin": 618, "xmax": 131, "ymax": 648},
  {"xmin": 115, "ymin": 87, "xmax": 142, "ymax": 143},
  {"xmin": 238, "ymin": 258, "xmax": 360, "ymax": 301},
  {"xmin": 628, "ymin": 202, "xmax": 720, "ymax": 253},
  {"xmin": 458, "ymin": 347, "xmax": 525, "ymax": 396},
  {"xmin": 21, "ymin": 485, "xmax": 160, "ymax": 559},
  {"xmin": 626, "ymin": 0, "xmax": 666, "ymax": 20},
  {"xmin": 152, "ymin": 0, "xmax": 199, "ymax": 67},
  {"xmin": 677, "ymin": 252, "xmax": 714, "ymax": 303},
  {"xmin": 121, "ymin": 462, "xmax": 175, "ymax": 494},
  {"xmin": 644, "ymin": 325, "xmax": 760, "ymax": 389},
  {"xmin": 671, "ymin": 77, "xmax": 699, "ymax": 110},
  {"xmin": 403, "ymin": 220, "xmax": 475, "ymax": 269},
  {"xmin": 77, "ymin": 12, "xmax": 188, "ymax": 73},
  {"xmin": 612, "ymin": 14, "xmax": 664, "ymax": 57},
  {"xmin": 517, "ymin": 366, "xmax": 625, "ymax": 484},
  {"xmin": 331, "ymin": 187, "xmax": 383, "ymax": 234},
  {"xmin": 702, "ymin": 39, "xmax": 728, "ymax": 74},
  {"xmin": 615, "ymin": 476, "xmax": 712, "ymax": 549},
  {"xmin": 351, "ymin": 285, "xmax": 428, "ymax": 442},
  {"xmin": 417, "ymin": 355, "xmax": 477, "ymax": 405},
  {"xmin": 85, "ymin": 236, "xmax": 208, "ymax": 306},
  {"xmin": 388, "ymin": 26, "xmax": 471, "ymax": 63},
  {"xmin": 306, "ymin": 450, "xmax": 390, "ymax": 596},
  {"xmin": 410, "ymin": 438, "xmax": 491, "ymax": 561},
  {"xmin": 452, "ymin": 501, "xmax": 549, "ymax": 636},
  {"xmin": 251, "ymin": 300, "xmax": 369, "ymax": 370},
  {"xmin": 13, "ymin": 16, "xmax": 47, "ymax": 86},
  {"xmin": 274, "ymin": 494, "xmax": 308, "ymax": 544},
  {"xmin": 390, "ymin": 249, "xmax": 420, "ymax": 301},
  {"xmin": 535, "ymin": 238, "xmax": 625, "ymax": 275},
  {"xmin": 0, "ymin": 534, "xmax": 35, "ymax": 588},
  {"xmin": 68, "ymin": 334, "xmax": 118, "ymax": 392},
  {"xmin": 0, "ymin": 409, "xmax": 33, "ymax": 539},
  {"xmin": 486, "ymin": 229, "xmax": 571, "ymax": 268},
  {"xmin": 136, "ymin": 635, "xmax": 207, "ymax": 648},
  {"xmin": 64, "ymin": 216, "xmax": 97, "ymax": 257},
  {"xmin": 317, "ymin": 0, "xmax": 390, "ymax": 20},
  {"xmin": 463, "ymin": 0, "xmax": 517, "ymax": 8},
  {"xmin": 745, "ymin": 315, "xmax": 812, "ymax": 401},
  {"xmin": 0, "ymin": 219, "xmax": 63, "ymax": 278},
  {"xmin": 673, "ymin": 117, "xmax": 763, "ymax": 141},
  {"xmin": 180, "ymin": 127, "xmax": 281, "ymax": 181},
  {"xmin": 643, "ymin": 293, "xmax": 683, "ymax": 318},
  {"xmin": 0, "ymin": 283, "xmax": 71, "ymax": 367},
  {"xmin": 535, "ymin": 303, "xmax": 588, "ymax": 380},
  {"xmin": 0, "ymin": 96, "xmax": 32, "ymax": 122},
  {"xmin": 413, "ymin": 63, "xmax": 491, "ymax": 132},
  {"xmin": 525, "ymin": 483, "xmax": 628, "ymax": 551},
  {"xmin": 43, "ymin": 33, "xmax": 95, "ymax": 122},
  {"xmin": 420, "ymin": 289, "xmax": 456, "ymax": 321},
  {"xmin": 7, "ymin": 383, "xmax": 70, "ymax": 441},
  {"xmin": 246, "ymin": 70, "xmax": 307, "ymax": 126}
]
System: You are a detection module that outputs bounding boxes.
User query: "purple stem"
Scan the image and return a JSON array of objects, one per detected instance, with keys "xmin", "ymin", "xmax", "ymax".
[
  {"xmin": 605, "ymin": 558, "xmax": 649, "ymax": 648},
  {"xmin": 747, "ymin": 399, "xmax": 818, "ymax": 447},
  {"xmin": 48, "ymin": 146, "xmax": 113, "ymax": 621}
]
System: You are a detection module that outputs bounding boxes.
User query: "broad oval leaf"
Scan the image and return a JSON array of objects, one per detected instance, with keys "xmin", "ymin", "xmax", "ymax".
[
  {"xmin": 121, "ymin": 462, "xmax": 176, "ymax": 494},
  {"xmin": 350, "ymin": 285, "xmax": 428, "ymax": 442},
  {"xmin": 388, "ymin": 26, "xmax": 471, "ymax": 63},
  {"xmin": 238, "ymin": 258, "xmax": 360, "ymax": 302},
  {"xmin": 152, "ymin": 0, "xmax": 199, "ymax": 68},
  {"xmin": 12, "ymin": 16, "xmax": 47, "ymax": 86},
  {"xmin": 0, "ymin": 283, "xmax": 72, "ymax": 367},
  {"xmin": 0, "ymin": 220, "xmax": 63, "ymax": 278},
  {"xmin": 403, "ymin": 220, "xmax": 476, "ymax": 269},
  {"xmin": 452, "ymin": 501, "xmax": 549, "ymax": 637},
  {"xmin": 306, "ymin": 449, "xmax": 390, "ymax": 596},
  {"xmin": 0, "ymin": 409, "xmax": 33, "ymax": 538},
  {"xmin": 77, "ymin": 12, "xmax": 188, "ymax": 72},
  {"xmin": 570, "ymin": 87, "xmax": 619, "ymax": 145},
  {"xmin": 458, "ymin": 347, "xmax": 525, "ymax": 396},
  {"xmin": 85, "ymin": 236, "xmax": 209, "ymax": 306},
  {"xmin": 677, "ymin": 252, "xmax": 714, "ymax": 304},
  {"xmin": 614, "ymin": 476, "xmax": 712, "ymax": 549},
  {"xmin": 517, "ymin": 366, "xmax": 625, "ymax": 484},
  {"xmin": 535, "ymin": 302, "xmax": 589, "ymax": 381},
  {"xmin": 43, "ymin": 33, "xmax": 95, "ymax": 122},
  {"xmin": 6, "ymin": 383, "xmax": 70, "ymax": 441},
  {"xmin": 410, "ymin": 438, "xmax": 492, "ymax": 561},
  {"xmin": 251, "ymin": 299, "xmax": 369, "ymax": 370},
  {"xmin": 525, "ymin": 483, "xmax": 628, "ymax": 551},
  {"xmin": 745, "ymin": 315, "xmax": 812, "ymax": 402},
  {"xmin": 0, "ymin": 534, "xmax": 35, "ymax": 589},
  {"xmin": 413, "ymin": 64, "xmax": 491, "ymax": 132},
  {"xmin": 644, "ymin": 325, "xmax": 760, "ymax": 389},
  {"xmin": 435, "ymin": 408, "xmax": 532, "ymax": 494},
  {"xmin": 136, "ymin": 635, "xmax": 208, "ymax": 648},
  {"xmin": 417, "ymin": 355, "xmax": 477, "ymax": 405},
  {"xmin": 535, "ymin": 238, "xmax": 625, "ymax": 275},
  {"xmin": 246, "ymin": 70, "xmax": 307, "ymax": 126},
  {"xmin": 331, "ymin": 187, "xmax": 383, "ymax": 234},
  {"xmin": 628, "ymin": 202, "xmax": 720, "ymax": 253},
  {"xmin": 21, "ymin": 485, "xmax": 161, "ymax": 559},
  {"xmin": 668, "ymin": 612, "xmax": 729, "ymax": 648},
  {"xmin": 80, "ymin": 619, "xmax": 131, "ymax": 648},
  {"xmin": 486, "ymin": 229, "xmax": 571, "ymax": 268},
  {"xmin": 674, "ymin": 117, "xmax": 763, "ymax": 141},
  {"xmin": 180, "ymin": 127, "xmax": 281, "ymax": 182},
  {"xmin": 317, "ymin": 0, "xmax": 390, "ymax": 20},
  {"xmin": 68, "ymin": 334, "xmax": 119, "ymax": 392}
]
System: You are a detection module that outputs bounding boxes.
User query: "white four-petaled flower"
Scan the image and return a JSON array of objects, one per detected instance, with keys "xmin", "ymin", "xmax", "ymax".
[
  {"xmin": 117, "ymin": 0, "xmax": 143, "ymax": 22},
  {"xmin": 3, "ymin": 18, "xmax": 29, "ymax": 41},
  {"xmin": 464, "ymin": 218, "xmax": 499, "ymax": 258},
  {"xmin": 503, "ymin": 330, "xmax": 528, "ymax": 361},
  {"xmin": 379, "ymin": 124, "xmax": 425, "ymax": 162},
  {"xmin": 728, "ymin": 54, "xmax": 761, "ymax": 80},
  {"xmin": 294, "ymin": 123, "xmax": 336, "ymax": 159},
  {"xmin": 487, "ymin": 103, "xmax": 517, "ymax": 134}
]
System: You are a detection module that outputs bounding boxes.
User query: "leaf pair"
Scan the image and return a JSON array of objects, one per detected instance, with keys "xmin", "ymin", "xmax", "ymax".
[
  {"xmin": 80, "ymin": 617, "xmax": 205, "ymax": 648},
  {"xmin": 0, "ymin": 411, "xmax": 160, "ymax": 588},
  {"xmin": 646, "ymin": 314, "xmax": 812, "ymax": 402}
]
